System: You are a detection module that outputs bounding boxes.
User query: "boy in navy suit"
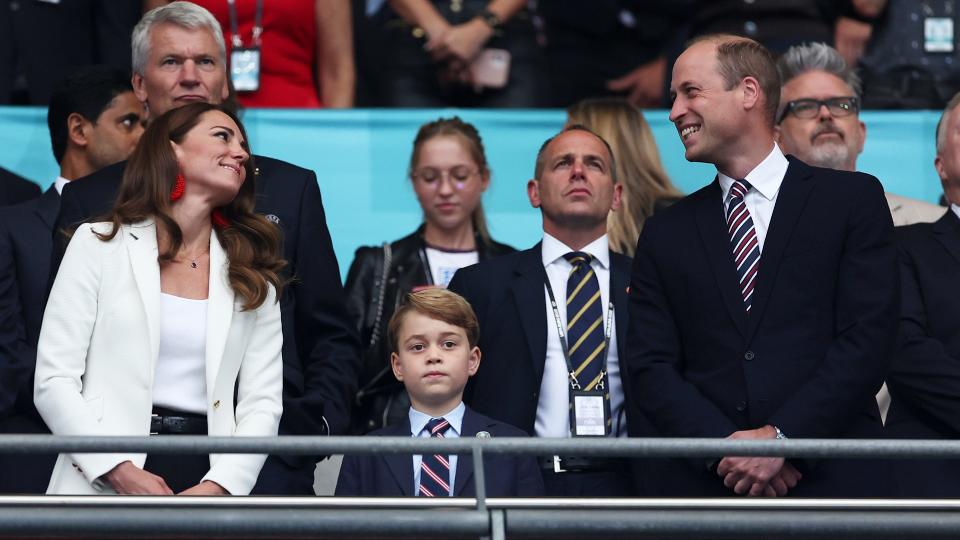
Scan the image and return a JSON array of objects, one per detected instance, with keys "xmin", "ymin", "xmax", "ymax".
[{"xmin": 336, "ymin": 289, "xmax": 544, "ymax": 497}]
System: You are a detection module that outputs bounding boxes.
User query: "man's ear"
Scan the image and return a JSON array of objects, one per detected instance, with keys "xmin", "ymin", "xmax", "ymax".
[
  {"xmin": 132, "ymin": 72, "xmax": 148, "ymax": 105},
  {"xmin": 741, "ymin": 76, "xmax": 761, "ymax": 112},
  {"xmin": 67, "ymin": 113, "xmax": 91, "ymax": 149},
  {"xmin": 527, "ymin": 179, "xmax": 541, "ymax": 208}
]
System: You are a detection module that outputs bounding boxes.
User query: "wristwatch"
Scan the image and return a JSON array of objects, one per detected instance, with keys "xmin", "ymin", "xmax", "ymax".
[
  {"xmin": 477, "ymin": 9, "xmax": 502, "ymax": 30},
  {"xmin": 773, "ymin": 426, "xmax": 787, "ymax": 440}
]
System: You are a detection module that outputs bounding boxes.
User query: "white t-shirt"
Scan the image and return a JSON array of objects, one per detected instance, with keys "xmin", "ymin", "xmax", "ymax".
[
  {"xmin": 153, "ymin": 293, "xmax": 208, "ymax": 414},
  {"xmin": 424, "ymin": 247, "xmax": 478, "ymax": 288}
]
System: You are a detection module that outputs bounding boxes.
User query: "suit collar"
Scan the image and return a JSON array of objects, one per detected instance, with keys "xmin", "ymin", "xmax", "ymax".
[
  {"xmin": 933, "ymin": 209, "xmax": 960, "ymax": 266},
  {"xmin": 33, "ymin": 186, "xmax": 61, "ymax": 229},
  {"xmin": 609, "ymin": 253, "xmax": 630, "ymax": 352},
  {"xmin": 381, "ymin": 419, "xmax": 415, "ymax": 496},
  {"xmin": 694, "ymin": 181, "xmax": 750, "ymax": 336},
  {"xmin": 512, "ymin": 245, "xmax": 549, "ymax": 383},
  {"xmin": 745, "ymin": 157, "xmax": 815, "ymax": 341}
]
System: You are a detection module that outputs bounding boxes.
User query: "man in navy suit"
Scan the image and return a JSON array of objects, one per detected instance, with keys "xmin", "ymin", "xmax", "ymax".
[
  {"xmin": 336, "ymin": 289, "xmax": 543, "ymax": 497},
  {"xmin": 0, "ymin": 65, "xmax": 144, "ymax": 493},
  {"xmin": 626, "ymin": 34, "xmax": 898, "ymax": 498},
  {"xmin": 50, "ymin": 3, "xmax": 361, "ymax": 495},
  {"xmin": 448, "ymin": 126, "xmax": 647, "ymax": 496},
  {"xmin": 886, "ymin": 92, "xmax": 960, "ymax": 497}
]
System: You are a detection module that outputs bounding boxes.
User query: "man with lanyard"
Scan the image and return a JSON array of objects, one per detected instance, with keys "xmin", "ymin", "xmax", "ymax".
[{"xmin": 448, "ymin": 125, "xmax": 646, "ymax": 496}]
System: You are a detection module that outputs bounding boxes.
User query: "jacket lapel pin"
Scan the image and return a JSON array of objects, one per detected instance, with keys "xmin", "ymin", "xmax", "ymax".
[
  {"xmin": 265, "ymin": 214, "xmax": 280, "ymax": 225},
  {"xmin": 476, "ymin": 431, "xmax": 491, "ymax": 439}
]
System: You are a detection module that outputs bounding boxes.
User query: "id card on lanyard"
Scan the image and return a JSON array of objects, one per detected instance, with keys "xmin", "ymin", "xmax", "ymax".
[
  {"xmin": 227, "ymin": 0, "xmax": 264, "ymax": 91},
  {"xmin": 544, "ymin": 276, "xmax": 614, "ymax": 437}
]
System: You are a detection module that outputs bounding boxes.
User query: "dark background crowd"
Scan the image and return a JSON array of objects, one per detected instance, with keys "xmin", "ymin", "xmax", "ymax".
[{"xmin": 2, "ymin": 0, "xmax": 959, "ymax": 110}]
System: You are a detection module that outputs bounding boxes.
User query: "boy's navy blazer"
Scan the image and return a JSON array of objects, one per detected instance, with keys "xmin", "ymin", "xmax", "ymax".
[{"xmin": 335, "ymin": 406, "xmax": 544, "ymax": 497}]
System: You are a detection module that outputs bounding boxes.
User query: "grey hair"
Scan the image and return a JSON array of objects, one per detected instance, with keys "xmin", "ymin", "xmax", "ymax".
[
  {"xmin": 131, "ymin": 1, "xmax": 226, "ymax": 76},
  {"xmin": 936, "ymin": 93, "xmax": 960, "ymax": 154},
  {"xmin": 777, "ymin": 42, "xmax": 862, "ymax": 98}
]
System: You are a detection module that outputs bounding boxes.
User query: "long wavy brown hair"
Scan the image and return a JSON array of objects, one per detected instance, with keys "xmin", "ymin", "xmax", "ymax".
[
  {"xmin": 96, "ymin": 102, "xmax": 285, "ymax": 310},
  {"xmin": 567, "ymin": 98, "xmax": 683, "ymax": 256}
]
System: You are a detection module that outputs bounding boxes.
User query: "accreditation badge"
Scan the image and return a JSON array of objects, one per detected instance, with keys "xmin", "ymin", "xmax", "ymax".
[
  {"xmin": 231, "ymin": 47, "xmax": 261, "ymax": 91},
  {"xmin": 569, "ymin": 389, "xmax": 611, "ymax": 437}
]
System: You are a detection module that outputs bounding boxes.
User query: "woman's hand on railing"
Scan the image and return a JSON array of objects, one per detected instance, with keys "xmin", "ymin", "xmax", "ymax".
[
  {"xmin": 102, "ymin": 461, "xmax": 174, "ymax": 495},
  {"xmin": 178, "ymin": 480, "xmax": 229, "ymax": 496}
]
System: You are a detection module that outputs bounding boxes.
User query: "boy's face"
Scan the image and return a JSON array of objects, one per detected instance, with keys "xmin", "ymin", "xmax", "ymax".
[{"xmin": 391, "ymin": 312, "xmax": 480, "ymax": 413}]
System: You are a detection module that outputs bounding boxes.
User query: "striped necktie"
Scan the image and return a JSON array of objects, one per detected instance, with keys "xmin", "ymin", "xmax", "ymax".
[
  {"xmin": 418, "ymin": 418, "xmax": 451, "ymax": 497},
  {"xmin": 564, "ymin": 252, "xmax": 605, "ymax": 392},
  {"xmin": 726, "ymin": 180, "xmax": 761, "ymax": 312}
]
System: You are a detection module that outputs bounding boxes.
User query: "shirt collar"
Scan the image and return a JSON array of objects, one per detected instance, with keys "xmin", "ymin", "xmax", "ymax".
[
  {"xmin": 718, "ymin": 143, "xmax": 788, "ymax": 202},
  {"xmin": 951, "ymin": 203, "xmax": 960, "ymax": 222},
  {"xmin": 409, "ymin": 402, "xmax": 465, "ymax": 437},
  {"xmin": 541, "ymin": 232, "xmax": 610, "ymax": 269},
  {"xmin": 54, "ymin": 176, "xmax": 70, "ymax": 196}
]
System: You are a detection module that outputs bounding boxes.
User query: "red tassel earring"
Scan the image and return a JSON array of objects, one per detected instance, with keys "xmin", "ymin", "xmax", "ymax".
[
  {"xmin": 212, "ymin": 208, "xmax": 230, "ymax": 228},
  {"xmin": 170, "ymin": 173, "xmax": 185, "ymax": 201}
]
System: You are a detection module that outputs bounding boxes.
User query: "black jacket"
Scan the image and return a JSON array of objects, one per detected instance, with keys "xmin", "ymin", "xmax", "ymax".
[{"xmin": 343, "ymin": 226, "xmax": 514, "ymax": 433}]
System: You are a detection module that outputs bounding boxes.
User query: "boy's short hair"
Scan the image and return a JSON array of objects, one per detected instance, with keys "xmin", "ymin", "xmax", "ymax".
[{"xmin": 388, "ymin": 289, "xmax": 480, "ymax": 352}]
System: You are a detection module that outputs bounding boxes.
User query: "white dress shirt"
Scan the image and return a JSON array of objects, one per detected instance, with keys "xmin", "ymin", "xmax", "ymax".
[
  {"xmin": 950, "ymin": 203, "xmax": 960, "ymax": 222},
  {"xmin": 717, "ymin": 144, "xmax": 789, "ymax": 252},
  {"xmin": 536, "ymin": 233, "xmax": 626, "ymax": 439},
  {"xmin": 54, "ymin": 176, "xmax": 70, "ymax": 196},
  {"xmin": 410, "ymin": 402, "xmax": 464, "ymax": 496}
]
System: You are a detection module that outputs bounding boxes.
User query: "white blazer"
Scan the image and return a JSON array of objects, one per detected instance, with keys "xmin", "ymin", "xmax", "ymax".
[{"xmin": 34, "ymin": 220, "xmax": 283, "ymax": 495}]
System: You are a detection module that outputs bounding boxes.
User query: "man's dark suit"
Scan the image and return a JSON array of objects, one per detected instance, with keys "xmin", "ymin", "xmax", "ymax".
[
  {"xmin": 52, "ymin": 156, "xmax": 361, "ymax": 494},
  {"xmin": 335, "ymin": 406, "xmax": 544, "ymax": 497},
  {"xmin": 887, "ymin": 211, "xmax": 960, "ymax": 497},
  {"xmin": 0, "ymin": 167, "xmax": 39, "ymax": 206},
  {"xmin": 626, "ymin": 157, "xmax": 898, "ymax": 497},
  {"xmin": 0, "ymin": 187, "xmax": 60, "ymax": 492},
  {"xmin": 447, "ymin": 244, "xmax": 650, "ymax": 494}
]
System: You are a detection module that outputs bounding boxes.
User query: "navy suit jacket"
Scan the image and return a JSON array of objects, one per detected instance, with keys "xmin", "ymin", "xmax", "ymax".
[
  {"xmin": 335, "ymin": 406, "xmax": 544, "ymax": 497},
  {"xmin": 0, "ymin": 186, "xmax": 60, "ymax": 492},
  {"xmin": 887, "ymin": 211, "xmax": 960, "ymax": 497},
  {"xmin": 626, "ymin": 158, "xmax": 898, "ymax": 497},
  {"xmin": 51, "ymin": 157, "xmax": 361, "ymax": 467},
  {"xmin": 0, "ymin": 167, "xmax": 39, "ymax": 206}
]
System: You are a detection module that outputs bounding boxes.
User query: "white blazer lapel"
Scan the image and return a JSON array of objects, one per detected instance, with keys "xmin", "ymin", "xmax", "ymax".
[
  {"xmin": 205, "ymin": 230, "xmax": 235, "ymax": 395},
  {"xmin": 124, "ymin": 220, "xmax": 161, "ymax": 365}
]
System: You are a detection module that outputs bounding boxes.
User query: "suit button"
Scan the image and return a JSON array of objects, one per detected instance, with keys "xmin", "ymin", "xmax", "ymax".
[
  {"xmin": 744, "ymin": 350, "xmax": 755, "ymax": 361},
  {"xmin": 213, "ymin": 400, "xmax": 221, "ymax": 409},
  {"xmin": 736, "ymin": 401, "xmax": 747, "ymax": 412}
]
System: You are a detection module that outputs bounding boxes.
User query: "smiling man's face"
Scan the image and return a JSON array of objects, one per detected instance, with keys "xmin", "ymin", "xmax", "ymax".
[{"xmin": 775, "ymin": 70, "xmax": 865, "ymax": 171}]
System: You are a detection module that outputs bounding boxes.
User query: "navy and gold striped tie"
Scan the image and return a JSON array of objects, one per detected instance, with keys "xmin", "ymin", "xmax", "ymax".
[{"xmin": 564, "ymin": 252, "xmax": 605, "ymax": 392}]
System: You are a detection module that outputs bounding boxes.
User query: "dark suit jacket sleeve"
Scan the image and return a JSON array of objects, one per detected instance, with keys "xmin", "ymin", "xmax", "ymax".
[
  {"xmin": 0, "ymin": 216, "xmax": 31, "ymax": 417},
  {"xmin": 626, "ymin": 217, "xmax": 739, "ymax": 438},
  {"xmin": 48, "ymin": 180, "xmax": 86, "ymax": 294},
  {"xmin": 888, "ymin": 231, "xmax": 960, "ymax": 434},
  {"xmin": 446, "ymin": 269, "xmax": 480, "ymax": 404},
  {"xmin": 283, "ymin": 174, "xmax": 361, "ymax": 437},
  {"xmin": 769, "ymin": 177, "xmax": 897, "ymax": 438}
]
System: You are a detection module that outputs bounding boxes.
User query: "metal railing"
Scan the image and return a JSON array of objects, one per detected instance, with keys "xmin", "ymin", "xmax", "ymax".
[{"xmin": 2, "ymin": 435, "xmax": 960, "ymax": 539}]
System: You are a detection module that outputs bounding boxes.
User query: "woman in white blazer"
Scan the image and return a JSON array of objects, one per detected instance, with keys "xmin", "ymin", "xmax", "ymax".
[{"xmin": 35, "ymin": 102, "xmax": 285, "ymax": 496}]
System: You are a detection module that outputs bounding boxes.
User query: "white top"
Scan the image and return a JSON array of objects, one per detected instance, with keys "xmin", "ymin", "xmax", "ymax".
[
  {"xmin": 536, "ymin": 233, "xmax": 626, "ymax": 438},
  {"xmin": 54, "ymin": 176, "xmax": 70, "ymax": 196},
  {"xmin": 409, "ymin": 402, "xmax": 464, "ymax": 496},
  {"xmin": 153, "ymin": 293, "xmax": 209, "ymax": 415},
  {"xmin": 717, "ymin": 143, "xmax": 789, "ymax": 252},
  {"xmin": 424, "ymin": 246, "xmax": 479, "ymax": 288}
]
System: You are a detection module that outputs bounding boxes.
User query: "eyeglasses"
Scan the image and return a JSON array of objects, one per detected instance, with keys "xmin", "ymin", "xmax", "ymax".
[
  {"xmin": 411, "ymin": 165, "xmax": 480, "ymax": 188},
  {"xmin": 777, "ymin": 96, "xmax": 859, "ymax": 124}
]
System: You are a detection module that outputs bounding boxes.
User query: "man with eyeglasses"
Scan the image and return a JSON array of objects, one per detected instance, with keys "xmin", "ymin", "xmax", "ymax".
[{"xmin": 775, "ymin": 42, "xmax": 945, "ymax": 226}]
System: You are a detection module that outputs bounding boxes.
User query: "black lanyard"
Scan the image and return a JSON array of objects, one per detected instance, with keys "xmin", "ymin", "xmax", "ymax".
[
  {"xmin": 227, "ymin": 0, "xmax": 264, "ymax": 49},
  {"xmin": 543, "ymin": 272, "xmax": 614, "ymax": 391}
]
